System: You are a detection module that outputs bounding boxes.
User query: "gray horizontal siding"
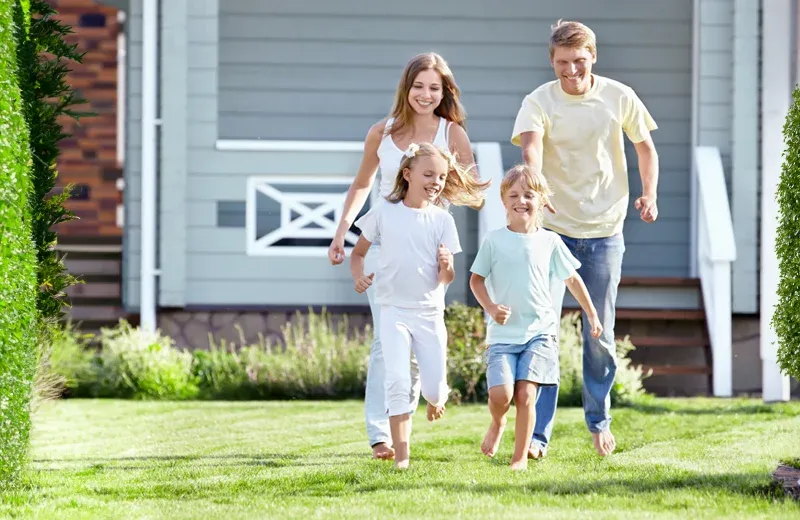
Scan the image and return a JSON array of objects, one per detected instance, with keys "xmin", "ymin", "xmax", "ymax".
[
  {"xmin": 125, "ymin": 0, "xmax": 697, "ymax": 309},
  {"xmin": 122, "ymin": 0, "xmax": 142, "ymax": 310},
  {"xmin": 216, "ymin": 0, "xmax": 693, "ymax": 287}
]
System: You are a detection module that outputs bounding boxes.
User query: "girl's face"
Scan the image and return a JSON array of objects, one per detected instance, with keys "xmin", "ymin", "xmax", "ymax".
[
  {"xmin": 407, "ymin": 68, "xmax": 444, "ymax": 115},
  {"xmin": 502, "ymin": 177, "xmax": 542, "ymax": 226},
  {"xmin": 403, "ymin": 154, "xmax": 448, "ymax": 203}
]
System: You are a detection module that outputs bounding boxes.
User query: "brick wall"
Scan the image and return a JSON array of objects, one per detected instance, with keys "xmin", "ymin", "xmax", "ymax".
[{"xmin": 49, "ymin": 0, "xmax": 122, "ymax": 239}]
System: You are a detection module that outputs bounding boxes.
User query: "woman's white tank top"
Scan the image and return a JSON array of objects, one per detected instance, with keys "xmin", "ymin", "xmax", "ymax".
[{"xmin": 376, "ymin": 117, "xmax": 451, "ymax": 198}]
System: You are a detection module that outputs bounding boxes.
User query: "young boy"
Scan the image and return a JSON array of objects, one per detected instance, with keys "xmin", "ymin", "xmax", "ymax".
[{"xmin": 469, "ymin": 165, "xmax": 602, "ymax": 470}]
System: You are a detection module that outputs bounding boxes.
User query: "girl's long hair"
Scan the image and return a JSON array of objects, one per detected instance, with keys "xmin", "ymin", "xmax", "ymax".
[
  {"xmin": 387, "ymin": 53, "xmax": 466, "ymax": 139},
  {"xmin": 386, "ymin": 142, "xmax": 490, "ymax": 209}
]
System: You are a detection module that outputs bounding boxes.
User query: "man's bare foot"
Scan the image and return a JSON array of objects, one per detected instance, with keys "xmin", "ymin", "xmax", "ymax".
[
  {"xmin": 394, "ymin": 458, "xmax": 410, "ymax": 470},
  {"xmin": 480, "ymin": 417, "xmax": 506, "ymax": 457},
  {"xmin": 527, "ymin": 445, "xmax": 543, "ymax": 460},
  {"xmin": 592, "ymin": 430, "xmax": 616, "ymax": 456},
  {"xmin": 372, "ymin": 442, "xmax": 395, "ymax": 460},
  {"xmin": 426, "ymin": 402, "xmax": 445, "ymax": 422},
  {"xmin": 510, "ymin": 458, "xmax": 528, "ymax": 471}
]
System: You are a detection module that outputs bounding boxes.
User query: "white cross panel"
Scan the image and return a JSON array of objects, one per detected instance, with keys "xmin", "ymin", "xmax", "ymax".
[{"xmin": 246, "ymin": 176, "xmax": 362, "ymax": 256}]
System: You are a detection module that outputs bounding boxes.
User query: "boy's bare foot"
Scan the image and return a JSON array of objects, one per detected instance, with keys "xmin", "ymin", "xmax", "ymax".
[
  {"xmin": 510, "ymin": 458, "xmax": 528, "ymax": 471},
  {"xmin": 480, "ymin": 417, "xmax": 506, "ymax": 457},
  {"xmin": 426, "ymin": 402, "xmax": 445, "ymax": 422},
  {"xmin": 592, "ymin": 430, "xmax": 616, "ymax": 456},
  {"xmin": 394, "ymin": 458, "xmax": 410, "ymax": 470},
  {"xmin": 527, "ymin": 445, "xmax": 543, "ymax": 460},
  {"xmin": 372, "ymin": 442, "xmax": 395, "ymax": 460}
]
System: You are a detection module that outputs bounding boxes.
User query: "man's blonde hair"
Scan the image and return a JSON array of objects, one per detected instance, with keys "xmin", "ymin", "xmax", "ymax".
[{"xmin": 549, "ymin": 19, "xmax": 597, "ymax": 58}]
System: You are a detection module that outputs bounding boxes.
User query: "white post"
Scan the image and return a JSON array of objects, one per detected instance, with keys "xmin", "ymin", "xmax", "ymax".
[
  {"xmin": 760, "ymin": 0, "xmax": 792, "ymax": 402},
  {"xmin": 474, "ymin": 142, "xmax": 506, "ymax": 245},
  {"xmin": 139, "ymin": 0, "xmax": 158, "ymax": 332},
  {"xmin": 711, "ymin": 263, "xmax": 732, "ymax": 397}
]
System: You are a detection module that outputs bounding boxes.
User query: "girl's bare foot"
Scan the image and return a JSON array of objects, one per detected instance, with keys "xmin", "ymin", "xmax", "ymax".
[
  {"xmin": 510, "ymin": 458, "xmax": 528, "ymax": 471},
  {"xmin": 372, "ymin": 442, "xmax": 395, "ymax": 460},
  {"xmin": 394, "ymin": 458, "xmax": 410, "ymax": 470},
  {"xmin": 480, "ymin": 417, "xmax": 506, "ymax": 457},
  {"xmin": 426, "ymin": 402, "xmax": 445, "ymax": 422}
]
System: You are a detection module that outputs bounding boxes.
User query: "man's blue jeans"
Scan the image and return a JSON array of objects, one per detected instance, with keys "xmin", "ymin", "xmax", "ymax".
[{"xmin": 531, "ymin": 232, "xmax": 625, "ymax": 453}]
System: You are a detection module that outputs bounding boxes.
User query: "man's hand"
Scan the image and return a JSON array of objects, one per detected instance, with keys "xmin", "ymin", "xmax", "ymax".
[{"xmin": 634, "ymin": 195, "xmax": 658, "ymax": 223}]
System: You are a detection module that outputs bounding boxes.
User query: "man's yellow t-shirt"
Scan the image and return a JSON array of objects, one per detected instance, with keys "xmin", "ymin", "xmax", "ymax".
[{"xmin": 510, "ymin": 75, "xmax": 657, "ymax": 239}]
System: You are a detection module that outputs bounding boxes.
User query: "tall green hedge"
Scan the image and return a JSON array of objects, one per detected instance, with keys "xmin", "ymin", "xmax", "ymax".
[
  {"xmin": 16, "ymin": 0, "xmax": 82, "ymax": 325},
  {"xmin": 775, "ymin": 87, "xmax": 800, "ymax": 380},
  {"xmin": 0, "ymin": 0, "xmax": 38, "ymax": 490}
]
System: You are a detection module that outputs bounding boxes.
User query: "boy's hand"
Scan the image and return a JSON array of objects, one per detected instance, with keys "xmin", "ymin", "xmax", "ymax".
[
  {"xmin": 588, "ymin": 314, "xmax": 603, "ymax": 338},
  {"xmin": 355, "ymin": 273, "xmax": 375, "ymax": 294},
  {"xmin": 438, "ymin": 243, "xmax": 453, "ymax": 271},
  {"xmin": 488, "ymin": 303, "xmax": 512, "ymax": 325}
]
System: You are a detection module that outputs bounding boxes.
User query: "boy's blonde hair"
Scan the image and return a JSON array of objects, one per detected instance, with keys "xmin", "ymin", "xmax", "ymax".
[
  {"xmin": 386, "ymin": 142, "xmax": 490, "ymax": 209},
  {"xmin": 549, "ymin": 19, "xmax": 597, "ymax": 58},
  {"xmin": 500, "ymin": 164, "xmax": 554, "ymax": 227}
]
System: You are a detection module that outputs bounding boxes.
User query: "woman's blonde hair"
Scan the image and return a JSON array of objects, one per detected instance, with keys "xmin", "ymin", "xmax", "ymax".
[
  {"xmin": 386, "ymin": 142, "xmax": 490, "ymax": 209},
  {"xmin": 500, "ymin": 164, "xmax": 554, "ymax": 226},
  {"xmin": 387, "ymin": 53, "xmax": 466, "ymax": 139}
]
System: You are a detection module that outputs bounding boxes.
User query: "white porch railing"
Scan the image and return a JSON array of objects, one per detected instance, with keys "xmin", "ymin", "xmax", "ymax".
[
  {"xmin": 695, "ymin": 146, "xmax": 737, "ymax": 397},
  {"xmin": 473, "ymin": 142, "xmax": 506, "ymax": 243}
]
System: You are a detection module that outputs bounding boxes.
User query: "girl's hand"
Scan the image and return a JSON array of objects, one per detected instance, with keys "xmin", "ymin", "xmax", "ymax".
[
  {"xmin": 354, "ymin": 273, "xmax": 375, "ymax": 294},
  {"xmin": 328, "ymin": 235, "xmax": 346, "ymax": 265},
  {"xmin": 437, "ymin": 243, "xmax": 453, "ymax": 271}
]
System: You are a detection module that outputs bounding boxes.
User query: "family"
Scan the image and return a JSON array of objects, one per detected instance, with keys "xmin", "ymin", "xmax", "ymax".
[{"xmin": 327, "ymin": 20, "xmax": 660, "ymax": 470}]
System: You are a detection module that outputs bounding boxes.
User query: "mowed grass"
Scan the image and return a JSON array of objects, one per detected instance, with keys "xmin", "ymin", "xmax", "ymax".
[{"xmin": 1, "ymin": 398, "xmax": 799, "ymax": 519}]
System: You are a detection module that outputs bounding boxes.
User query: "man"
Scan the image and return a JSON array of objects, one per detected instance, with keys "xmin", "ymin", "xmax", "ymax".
[{"xmin": 510, "ymin": 19, "xmax": 659, "ymax": 457}]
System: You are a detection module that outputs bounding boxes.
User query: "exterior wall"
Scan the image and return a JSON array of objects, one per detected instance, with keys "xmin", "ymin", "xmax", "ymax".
[
  {"xmin": 124, "ymin": 0, "xmax": 700, "ymax": 310},
  {"xmin": 50, "ymin": 0, "xmax": 123, "ymax": 238},
  {"xmin": 697, "ymin": 0, "xmax": 760, "ymax": 313}
]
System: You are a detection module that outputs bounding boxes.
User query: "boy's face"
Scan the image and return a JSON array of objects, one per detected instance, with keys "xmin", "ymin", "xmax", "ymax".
[{"xmin": 502, "ymin": 177, "xmax": 541, "ymax": 227}]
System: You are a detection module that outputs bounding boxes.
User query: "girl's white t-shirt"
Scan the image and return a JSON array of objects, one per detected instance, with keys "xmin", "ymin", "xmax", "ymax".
[{"xmin": 355, "ymin": 201, "xmax": 461, "ymax": 310}]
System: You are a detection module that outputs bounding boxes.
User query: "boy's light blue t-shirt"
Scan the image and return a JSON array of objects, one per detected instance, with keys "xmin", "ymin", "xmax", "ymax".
[{"xmin": 470, "ymin": 227, "xmax": 581, "ymax": 346}]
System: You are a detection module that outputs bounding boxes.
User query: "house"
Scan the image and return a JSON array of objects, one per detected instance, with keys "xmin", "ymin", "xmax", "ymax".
[{"xmin": 87, "ymin": 0, "xmax": 798, "ymax": 399}]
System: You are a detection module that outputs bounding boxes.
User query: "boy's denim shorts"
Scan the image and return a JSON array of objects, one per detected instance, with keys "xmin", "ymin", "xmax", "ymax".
[{"xmin": 486, "ymin": 334, "xmax": 560, "ymax": 388}]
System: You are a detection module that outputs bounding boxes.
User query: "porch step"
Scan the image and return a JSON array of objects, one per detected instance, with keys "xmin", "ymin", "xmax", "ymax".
[
  {"xmin": 61, "ymin": 245, "xmax": 128, "ymax": 335},
  {"xmin": 562, "ymin": 274, "xmax": 713, "ymax": 396}
]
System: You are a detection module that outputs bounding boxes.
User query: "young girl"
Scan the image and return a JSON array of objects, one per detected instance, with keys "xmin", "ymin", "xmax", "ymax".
[
  {"xmin": 328, "ymin": 52, "xmax": 482, "ymax": 461},
  {"xmin": 469, "ymin": 165, "xmax": 602, "ymax": 471},
  {"xmin": 350, "ymin": 142, "xmax": 489, "ymax": 469}
]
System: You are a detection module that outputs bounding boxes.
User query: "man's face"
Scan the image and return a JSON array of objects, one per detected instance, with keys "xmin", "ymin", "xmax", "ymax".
[{"xmin": 550, "ymin": 45, "xmax": 596, "ymax": 95}]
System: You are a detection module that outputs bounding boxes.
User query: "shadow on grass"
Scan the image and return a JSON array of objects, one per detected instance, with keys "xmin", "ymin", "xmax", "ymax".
[
  {"xmin": 627, "ymin": 401, "xmax": 799, "ymax": 417},
  {"xmin": 29, "ymin": 453, "xmax": 366, "ymax": 472}
]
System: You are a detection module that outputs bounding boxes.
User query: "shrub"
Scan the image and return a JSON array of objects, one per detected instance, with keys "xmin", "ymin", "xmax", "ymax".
[
  {"xmin": 240, "ymin": 310, "xmax": 370, "ymax": 400},
  {"xmin": 0, "ymin": 0, "xmax": 38, "ymax": 491},
  {"xmin": 444, "ymin": 302, "xmax": 488, "ymax": 404},
  {"xmin": 774, "ymin": 86, "xmax": 800, "ymax": 380},
  {"xmin": 95, "ymin": 321, "xmax": 199, "ymax": 400}
]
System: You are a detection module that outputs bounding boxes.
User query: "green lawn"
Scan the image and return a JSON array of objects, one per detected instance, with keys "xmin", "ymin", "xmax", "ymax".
[{"xmin": 2, "ymin": 398, "xmax": 799, "ymax": 519}]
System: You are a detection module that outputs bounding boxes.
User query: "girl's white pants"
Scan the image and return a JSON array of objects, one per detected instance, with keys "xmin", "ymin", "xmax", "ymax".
[{"xmin": 379, "ymin": 305, "xmax": 450, "ymax": 417}]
